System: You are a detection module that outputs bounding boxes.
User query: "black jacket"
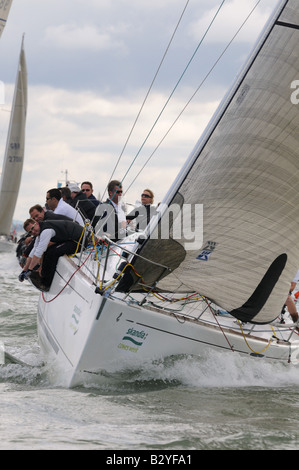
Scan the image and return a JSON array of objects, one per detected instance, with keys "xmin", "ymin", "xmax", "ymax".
[
  {"xmin": 94, "ymin": 199, "xmax": 125, "ymax": 241},
  {"xmin": 88, "ymin": 193, "xmax": 100, "ymax": 207},
  {"xmin": 126, "ymin": 204, "xmax": 156, "ymax": 231},
  {"xmin": 44, "ymin": 210, "xmax": 73, "ymax": 222},
  {"xmin": 69, "ymin": 192, "xmax": 96, "ymax": 221},
  {"xmin": 39, "ymin": 220, "xmax": 84, "ymax": 243}
]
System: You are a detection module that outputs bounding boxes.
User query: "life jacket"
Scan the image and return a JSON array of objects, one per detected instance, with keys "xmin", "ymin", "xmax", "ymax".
[{"xmin": 39, "ymin": 220, "xmax": 84, "ymax": 244}]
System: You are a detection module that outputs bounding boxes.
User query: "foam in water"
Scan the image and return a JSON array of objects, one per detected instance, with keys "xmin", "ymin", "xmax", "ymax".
[
  {"xmin": 173, "ymin": 351, "xmax": 299, "ymax": 388},
  {"xmin": 0, "ymin": 340, "xmax": 4, "ymax": 365},
  {"xmin": 75, "ymin": 350, "xmax": 299, "ymax": 393}
]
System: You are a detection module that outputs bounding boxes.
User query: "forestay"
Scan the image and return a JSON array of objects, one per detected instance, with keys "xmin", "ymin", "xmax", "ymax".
[{"xmin": 119, "ymin": 0, "xmax": 299, "ymax": 325}]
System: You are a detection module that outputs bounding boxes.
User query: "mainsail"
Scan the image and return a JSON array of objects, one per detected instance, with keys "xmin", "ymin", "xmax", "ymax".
[
  {"xmin": 0, "ymin": 37, "xmax": 27, "ymax": 235},
  {"xmin": 120, "ymin": 0, "xmax": 299, "ymax": 325},
  {"xmin": 0, "ymin": 0, "xmax": 13, "ymax": 38}
]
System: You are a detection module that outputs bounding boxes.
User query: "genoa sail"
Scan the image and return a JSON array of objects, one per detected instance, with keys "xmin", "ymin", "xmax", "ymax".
[
  {"xmin": 0, "ymin": 37, "xmax": 27, "ymax": 235},
  {"xmin": 119, "ymin": 0, "xmax": 299, "ymax": 325},
  {"xmin": 0, "ymin": 0, "xmax": 13, "ymax": 38}
]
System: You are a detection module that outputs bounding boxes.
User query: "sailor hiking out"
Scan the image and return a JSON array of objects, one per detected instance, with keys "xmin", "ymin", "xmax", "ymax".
[{"xmin": 19, "ymin": 219, "xmax": 85, "ymax": 291}]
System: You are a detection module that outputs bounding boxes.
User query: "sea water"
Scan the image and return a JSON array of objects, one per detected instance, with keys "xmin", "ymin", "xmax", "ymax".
[{"xmin": 1, "ymin": 246, "xmax": 299, "ymax": 451}]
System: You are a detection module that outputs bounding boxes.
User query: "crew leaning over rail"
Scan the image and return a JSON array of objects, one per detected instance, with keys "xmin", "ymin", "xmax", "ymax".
[{"xmin": 18, "ymin": 219, "xmax": 86, "ymax": 292}]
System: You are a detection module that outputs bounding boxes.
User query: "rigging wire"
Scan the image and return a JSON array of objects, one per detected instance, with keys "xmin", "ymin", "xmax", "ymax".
[
  {"xmin": 118, "ymin": 0, "xmax": 227, "ymax": 191},
  {"xmin": 125, "ymin": 0, "xmax": 263, "ymax": 194},
  {"xmin": 104, "ymin": 0, "xmax": 191, "ymax": 198},
  {"xmin": 97, "ymin": 1, "xmax": 261, "ymax": 229}
]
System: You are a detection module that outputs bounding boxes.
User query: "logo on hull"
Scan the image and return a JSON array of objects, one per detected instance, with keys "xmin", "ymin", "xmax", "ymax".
[
  {"xmin": 118, "ymin": 327, "xmax": 148, "ymax": 353},
  {"xmin": 69, "ymin": 305, "xmax": 82, "ymax": 335}
]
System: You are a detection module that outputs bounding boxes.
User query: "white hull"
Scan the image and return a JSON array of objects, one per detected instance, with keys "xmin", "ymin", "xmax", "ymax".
[{"xmin": 37, "ymin": 255, "xmax": 299, "ymax": 388}]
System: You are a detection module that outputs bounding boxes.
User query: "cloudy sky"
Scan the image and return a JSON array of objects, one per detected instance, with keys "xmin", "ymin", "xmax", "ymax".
[{"xmin": 0, "ymin": 0, "xmax": 280, "ymax": 222}]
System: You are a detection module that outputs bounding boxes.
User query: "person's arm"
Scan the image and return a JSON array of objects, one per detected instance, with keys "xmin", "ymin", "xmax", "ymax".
[
  {"xmin": 28, "ymin": 229, "xmax": 55, "ymax": 270},
  {"xmin": 23, "ymin": 237, "xmax": 39, "ymax": 270},
  {"xmin": 23, "ymin": 256, "xmax": 32, "ymax": 271},
  {"xmin": 290, "ymin": 281, "xmax": 297, "ymax": 293},
  {"xmin": 28, "ymin": 255, "xmax": 42, "ymax": 271}
]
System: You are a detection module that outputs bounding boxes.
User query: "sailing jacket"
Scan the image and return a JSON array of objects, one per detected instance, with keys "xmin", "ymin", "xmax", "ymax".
[
  {"xmin": 39, "ymin": 220, "xmax": 84, "ymax": 243},
  {"xmin": 126, "ymin": 204, "xmax": 157, "ymax": 231},
  {"xmin": 94, "ymin": 199, "xmax": 126, "ymax": 241},
  {"xmin": 69, "ymin": 191, "xmax": 96, "ymax": 221}
]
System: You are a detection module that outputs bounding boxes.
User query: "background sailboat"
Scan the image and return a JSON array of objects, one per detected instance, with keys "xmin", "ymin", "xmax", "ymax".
[
  {"xmin": 0, "ymin": 37, "xmax": 27, "ymax": 236},
  {"xmin": 0, "ymin": 0, "xmax": 13, "ymax": 39}
]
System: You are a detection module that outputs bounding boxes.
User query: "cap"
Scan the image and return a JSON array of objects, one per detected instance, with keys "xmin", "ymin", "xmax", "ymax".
[{"xmin": 68, "ymin": 184, "xmax": 81, "ymax": 193}]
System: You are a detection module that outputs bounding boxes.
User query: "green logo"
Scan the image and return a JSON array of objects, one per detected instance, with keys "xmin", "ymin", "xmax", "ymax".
[{"xmin": 118, "ymin": 327, "xmax": 148, "ymax": 353}]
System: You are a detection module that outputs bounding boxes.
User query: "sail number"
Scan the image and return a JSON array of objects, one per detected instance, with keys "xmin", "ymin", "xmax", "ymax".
[
  {"xmin": 291, "ymin": 80, "xmax": 299, "ymax": 105},
  {"xmin": 9, "ymin": 156, "xmax": 22, "ymax": 163},
  {"xmin": 8, "ymin": 142, "xmax": 22, "ymax": 162}
]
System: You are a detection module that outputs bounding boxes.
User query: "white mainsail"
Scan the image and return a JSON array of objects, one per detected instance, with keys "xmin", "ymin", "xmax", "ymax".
[
  {"xmin": 0, "ymin": 37, "xmax": 27, "ymax": 235},
  {"xmin": 119, "ymin": 0, "xmax": 299, "ymax": 325},
  {"xmin": 0, "ymin": 0, "xmax": 13, "ymax": 38}
]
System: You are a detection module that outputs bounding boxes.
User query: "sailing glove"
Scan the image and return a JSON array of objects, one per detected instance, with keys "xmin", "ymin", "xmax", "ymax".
[{"xmin": 18, "ymin": 269, "xmax": 32, "ymax": 282}]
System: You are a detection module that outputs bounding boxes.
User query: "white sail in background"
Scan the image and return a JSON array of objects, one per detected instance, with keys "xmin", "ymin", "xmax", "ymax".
[
  {"xmin": 0, "ymin": 37, "xmax": 27, "ymax": 235},
  {"xmin": 0, "ymin": 0, "xmax": 13, "ymax": 38},
  {"xmin": 120, "ymin": 0, "xmax": 299, "ymax": 325}
]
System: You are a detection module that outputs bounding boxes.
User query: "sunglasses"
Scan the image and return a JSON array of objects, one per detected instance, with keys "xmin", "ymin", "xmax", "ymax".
[
  {"xmin": 116, "ymin": 190, "xmax": 123, "ymax": 194},
  {"xmin": 27, "ymin": 222, "xmax": 36, "ymax": 235},
  {"xmin": 81, "ymin": 189, "xmax": 91, "ymax": 192},
  {"xmin": 141, "ymin": 193, "xmax": 152, "ymax": 198}
]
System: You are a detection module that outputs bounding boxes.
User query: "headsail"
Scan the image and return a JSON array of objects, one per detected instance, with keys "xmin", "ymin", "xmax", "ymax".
[
  {"xmin": 0, "ymin": 37, "xmax": 27, "ymax": 235},
  {"xmin": 120, "ymin": 0, "xmax": 299, "ymax": 325},
  {"xmin": 0, "ymin": 0, "xmax": 13, "ymax": 38}
]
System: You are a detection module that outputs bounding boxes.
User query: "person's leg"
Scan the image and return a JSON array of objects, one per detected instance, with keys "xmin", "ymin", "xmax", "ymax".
[{"xmin": 41, "ymin": 241, "xmax": 77, "ymax": 287}]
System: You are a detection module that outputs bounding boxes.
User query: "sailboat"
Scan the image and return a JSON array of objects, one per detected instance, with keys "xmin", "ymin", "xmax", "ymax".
[
  {"xmin": 36, "ymin": 0, "xmax": 299, "ymax": 388},
  {"xmin": 0, "ymin": 37, "xmax": 27, "ymax": 238},
  {"xmin": 0, "ymin": 0, "xmax": 13, "ymax": 39}
]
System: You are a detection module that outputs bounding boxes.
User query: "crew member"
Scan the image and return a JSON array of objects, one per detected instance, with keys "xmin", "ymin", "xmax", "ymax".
[{"xmin": 19, "ymin": 219, "xmax": 85, "ymax": 291}]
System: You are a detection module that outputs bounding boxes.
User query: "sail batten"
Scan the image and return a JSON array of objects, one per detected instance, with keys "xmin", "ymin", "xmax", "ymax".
[
  {"xmin": 0, "ymin": 38, "xmax": 27, "ymax": 236},
  {"xmin": 121, "ymin": 0, "xmax": 299, "ymax": 325}
]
